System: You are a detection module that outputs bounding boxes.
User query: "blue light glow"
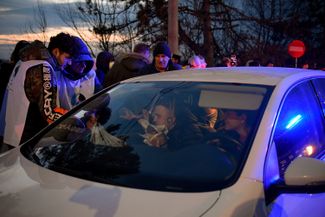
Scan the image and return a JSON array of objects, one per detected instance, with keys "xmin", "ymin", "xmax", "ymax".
[{"xmin": 285, "ymin": 114, "xmax": 302, "ymax": 129}]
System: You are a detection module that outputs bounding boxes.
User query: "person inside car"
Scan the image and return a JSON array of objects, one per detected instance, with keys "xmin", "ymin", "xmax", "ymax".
[
  {"xmin": 120, "ymin": 101, "xmax": 176, "ymax": 148},
  {"xmin": 121, "ymin": 99, "xmax": 203, "ymax": 149},
  {"xmin": 223, "ymin": 110, "xmax": 250, "ymax": 144}
]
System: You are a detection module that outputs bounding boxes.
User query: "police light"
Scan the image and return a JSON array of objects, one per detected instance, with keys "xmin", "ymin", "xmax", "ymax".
[{"xmin": 285, "ymin": 114, "xmax": 302, "ymax": 129}]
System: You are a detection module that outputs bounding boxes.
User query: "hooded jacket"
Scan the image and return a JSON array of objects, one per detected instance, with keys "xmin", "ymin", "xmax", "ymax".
[
  {"xmin": 57, "ymin": 36, "xmax": 100, "ymax": 110},
  {"xmin": 104, "ymin": 52, "xmax": 150, "ymax": 87},
  {"xmin": 0, "ymin": 41, "xmax": 64, "ymax": 146}
]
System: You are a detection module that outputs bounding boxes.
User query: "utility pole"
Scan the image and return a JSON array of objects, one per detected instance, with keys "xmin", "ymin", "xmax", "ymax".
[{"xmin": 168, "ymin": 0, "xmax": 179, "ymax": 54}]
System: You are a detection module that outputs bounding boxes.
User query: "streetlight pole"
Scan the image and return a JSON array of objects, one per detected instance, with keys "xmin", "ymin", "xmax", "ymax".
[{"xmin": 168, "ymin": 0, "xmax": 179, "ymax": 54}]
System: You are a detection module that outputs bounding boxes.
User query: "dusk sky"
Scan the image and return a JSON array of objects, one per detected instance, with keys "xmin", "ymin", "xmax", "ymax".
[{"xmin": 0, "ymin": 0, "xmax": 76, "ymax": 60}]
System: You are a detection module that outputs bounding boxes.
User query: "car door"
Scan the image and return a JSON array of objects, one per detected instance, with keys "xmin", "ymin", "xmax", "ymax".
[{"xmin": 264, "ymin": 80, "xmax": 325, "ymax": 217}]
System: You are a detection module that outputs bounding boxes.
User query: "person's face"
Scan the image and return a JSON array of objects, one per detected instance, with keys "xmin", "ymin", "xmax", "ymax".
[
  {"xmin": 189, "ymin": 58, "xmax": 201, "ymax": 68},
  {"xmin": 154, "ymin": 54, "xmax": 170, "ymax": 72},
  {"xmin": 52, "ymin": 48, "xmax": 72, "ymax": 69},
  {"xmin": 86, "ymin": 113, "xmax": 97, "ymax": 129},
  {"xmin": 171, "ymin": 57, "xmax": 179, "ymax": 64},
  {"xmin": 70, "ymin": 61, "xmax": 87, "ymax": 74},
  {"xmin": 224, "ymin": 111, "xmax": 245, "ymax": 130},
  {"xmin": 152, "ymin": 105, "xmax": 175, "ymax": 129}
]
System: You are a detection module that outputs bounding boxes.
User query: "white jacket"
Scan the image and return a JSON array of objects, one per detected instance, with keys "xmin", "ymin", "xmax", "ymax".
[
  {"xmin": 56, "ymin": 69, "xmax": 96, "ymax": 110},
  {"xmin": 0, "ymin": 60, "xmax": 55, "ymax": 147}
]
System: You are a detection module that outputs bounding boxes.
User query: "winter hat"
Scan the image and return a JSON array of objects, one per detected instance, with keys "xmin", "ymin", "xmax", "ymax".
[{"xmin": 153, "ymin": 41, "xmax": 171, "ymax": 58}]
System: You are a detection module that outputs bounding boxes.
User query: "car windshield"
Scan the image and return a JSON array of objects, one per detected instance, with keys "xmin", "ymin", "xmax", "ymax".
[{"xmin": 24, "ymin": 81, "xmax": 273, "ymax": 192}]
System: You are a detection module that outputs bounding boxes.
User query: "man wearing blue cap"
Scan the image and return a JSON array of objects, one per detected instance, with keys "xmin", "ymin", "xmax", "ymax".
[
  {"xmin": 140, "ymin": 41, "xmax": 182, "ymax": 75},
  {"xmin": 57, "ymin": 36, "xmax": 102, "ymax": 110}
]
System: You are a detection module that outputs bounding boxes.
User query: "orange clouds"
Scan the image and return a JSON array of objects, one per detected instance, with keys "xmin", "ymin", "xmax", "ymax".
[{"xmin": 0, "ymin": 27, "xmax": 78, "ymax": 45}]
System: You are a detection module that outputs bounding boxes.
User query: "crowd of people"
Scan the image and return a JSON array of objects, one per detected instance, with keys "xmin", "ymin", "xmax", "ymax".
[
  {"xmin": 0, "ymin": 33, "xmax": 102, "ymax": 147},
  {"xmin": 0, "ymin": 33, "xmax": 188, "ymax": 148},
  {"xmin": 0, "ymin": 32, "xmax": 322, "ymax": 149}
]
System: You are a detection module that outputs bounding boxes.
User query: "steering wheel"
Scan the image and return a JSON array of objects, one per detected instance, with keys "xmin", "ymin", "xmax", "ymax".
[{"xmin": 207, "ymin": 131, "xmax": 243, "ymax": 166}]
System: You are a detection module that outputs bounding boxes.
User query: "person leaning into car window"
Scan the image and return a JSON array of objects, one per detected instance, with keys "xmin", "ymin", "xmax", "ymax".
[
  {"xmin": 0, "ymin": 33, "xmax": 77, "ymax": 147},
  {"xmin": 58, "ymin": 36, "xmax": 102, "ymax": 110}
]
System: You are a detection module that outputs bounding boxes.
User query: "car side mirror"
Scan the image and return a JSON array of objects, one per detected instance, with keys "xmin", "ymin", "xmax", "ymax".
[
  {"xmin": 284, "ymin": 157, "xmax": 325, "ymax": 186},
  {"xmin": 265, "ymin": 157, "xmax": 325, "ymax": 205}
]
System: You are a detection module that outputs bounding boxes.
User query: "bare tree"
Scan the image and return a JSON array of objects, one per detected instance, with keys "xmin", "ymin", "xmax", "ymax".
[
  {"xmin": 239, "ymin": 0, "xmax": 290, "ymax": 65},
  {"xmin": 54, "ymin": 0, "xmax": 324, "ymax": 67},
  {"xmin": 25, "ymin": 0, "xmax": 48, "ymax": 44},
  {"xmin": 56, "ymin": 0, "xmax": 140, "ymax": 56},
  {"xmin": 57, "ymin": 0, "xmax": 245, "ymax": 65},
  {"xmin": 138, "ymin": 0, "xmax": 249, "ymax": 65}
]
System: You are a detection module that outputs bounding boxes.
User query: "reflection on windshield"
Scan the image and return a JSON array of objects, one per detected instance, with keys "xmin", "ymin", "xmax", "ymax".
[{"xmin": 28, "ymin": 82, "xmax": 272, "ymax": 192}]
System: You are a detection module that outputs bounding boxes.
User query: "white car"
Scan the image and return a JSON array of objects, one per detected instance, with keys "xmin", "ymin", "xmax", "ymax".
[{"xmin": 1, "ymin": 67, "xmax": 325, "ymax": 217}]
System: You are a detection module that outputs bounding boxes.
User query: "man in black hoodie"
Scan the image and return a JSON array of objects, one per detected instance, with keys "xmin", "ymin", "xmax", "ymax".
[
  {"xmin": 58, "ymin": 36, "xmax": 102, "ymax": 110},
  {"xmin": 104, "ymin": 43, "xmax": 150, "ymax": 87}
]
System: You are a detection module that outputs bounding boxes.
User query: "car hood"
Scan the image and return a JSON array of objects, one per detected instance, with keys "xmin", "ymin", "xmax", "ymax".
[{"xmin": 0, "ymin": 148, "xmax": 221, "ymax": 217}]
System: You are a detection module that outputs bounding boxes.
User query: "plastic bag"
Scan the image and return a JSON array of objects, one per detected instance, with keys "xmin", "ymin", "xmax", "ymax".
[{"xmin": 90, "ymin": 123, "xmax": 125, "ymax": 147}]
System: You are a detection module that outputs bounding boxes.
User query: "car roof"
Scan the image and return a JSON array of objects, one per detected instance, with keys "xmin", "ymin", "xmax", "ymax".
[{"xmin": 122, "ymin": 67, "xmax": 325, "ymax": 86}]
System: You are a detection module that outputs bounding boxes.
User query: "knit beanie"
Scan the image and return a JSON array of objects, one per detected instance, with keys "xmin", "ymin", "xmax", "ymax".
[{"xmin": 153, "ymin": 41, "xmax": 171, "ymax": 58}]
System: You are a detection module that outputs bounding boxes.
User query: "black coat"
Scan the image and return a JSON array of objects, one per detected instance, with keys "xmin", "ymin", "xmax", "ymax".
[
  {"xmin": 139, "ymin": 60, "xmax": 182, "ymax": 75},
  {"xmin": 104, "ymin": 52, "xmax": 149, "ymax": 87}
]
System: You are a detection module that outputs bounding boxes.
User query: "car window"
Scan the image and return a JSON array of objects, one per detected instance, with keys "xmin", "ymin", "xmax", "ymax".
[
  {"xmin": 312, "ymin": 78, "xmax": 325, "ymax": 122},
  {"xmin": 24, "ymin": 81, "xmax": 273, "ymax": 192},
  {"xmin": 272, "ymin": 81, "xmax": 325, "ymax": 179}
]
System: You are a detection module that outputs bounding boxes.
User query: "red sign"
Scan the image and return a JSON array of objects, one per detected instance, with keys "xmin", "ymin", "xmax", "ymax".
[{"xmin": 288, "ymin": 40, "xmax": 306, "ymax": 58}]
